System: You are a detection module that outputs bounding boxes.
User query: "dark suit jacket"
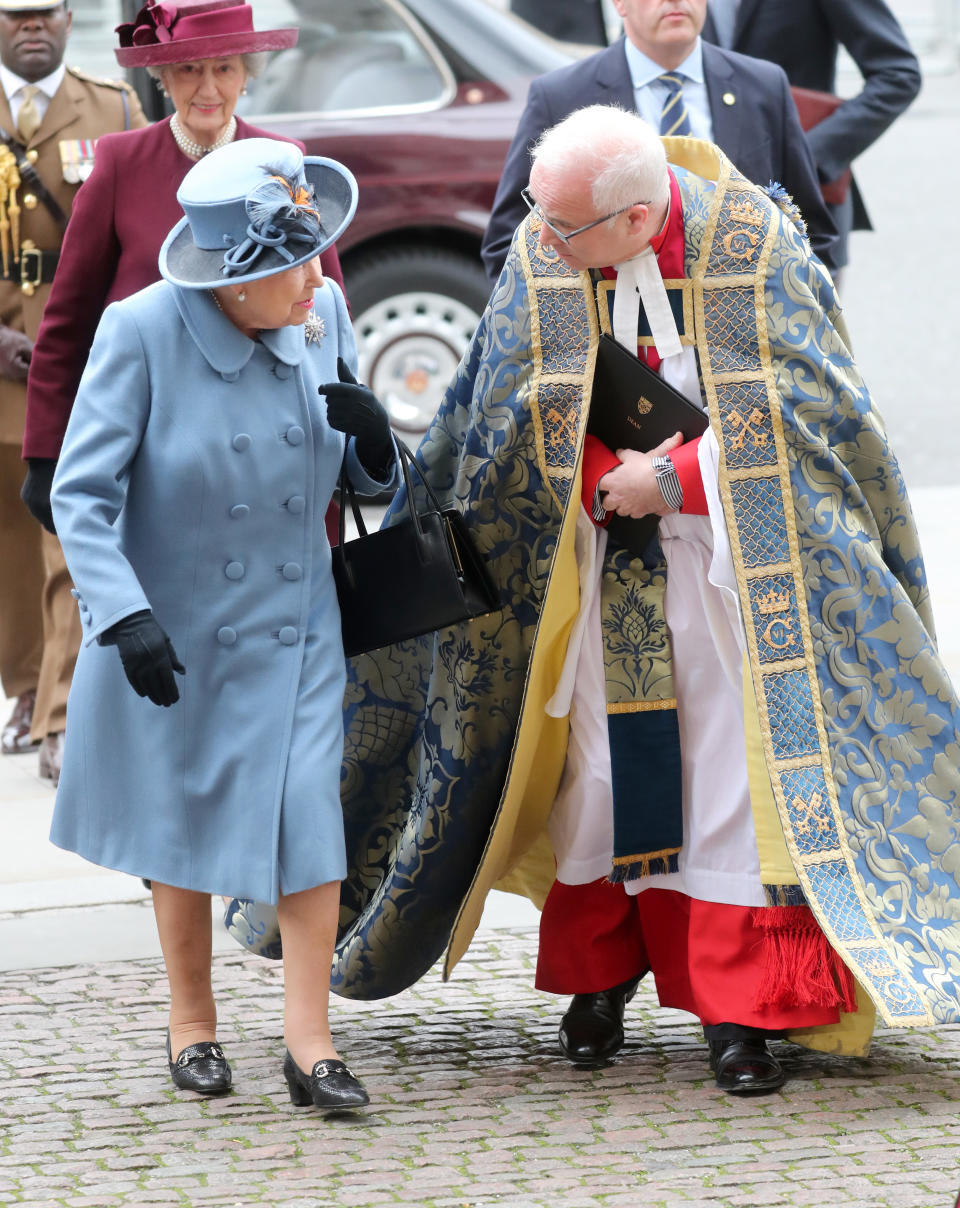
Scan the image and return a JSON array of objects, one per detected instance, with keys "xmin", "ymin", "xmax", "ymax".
[
  {"xmin": 22, "ymin": 117, "xmax": 345, "ymax": 459},
  {"xmin": 703, "ymin": 0, "xmax": 921, "ymax": 244},
  {"xmin": 481, "ymin": 37, "xmax": 838, "ymax": 285}
]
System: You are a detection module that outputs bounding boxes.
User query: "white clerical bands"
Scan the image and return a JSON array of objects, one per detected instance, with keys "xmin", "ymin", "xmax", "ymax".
[{"xmin": 612, "ymin": 248, "xmax": 683, "ymax": 361}]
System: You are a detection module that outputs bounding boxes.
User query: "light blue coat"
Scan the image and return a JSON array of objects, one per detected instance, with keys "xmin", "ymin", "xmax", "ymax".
[{"xmin": 50, "ymin": 278, "xmax": 391, "ymax": 903}]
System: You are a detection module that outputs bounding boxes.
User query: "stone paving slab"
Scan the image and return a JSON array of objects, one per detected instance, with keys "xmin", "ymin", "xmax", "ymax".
[{"xmin": 3, "ymin": 931, "xmax": 960, "ymax": 1208}]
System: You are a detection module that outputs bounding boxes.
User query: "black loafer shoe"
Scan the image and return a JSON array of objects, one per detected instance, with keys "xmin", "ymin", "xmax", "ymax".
[
  {"xmin": 558, "ymin": 975, "xmax": 641, "ymax": 1066},
  {"xmin": 710, "ymin": 1037, "xmax": 785, "ymax": 1094},
  {"xmin": 283, "ymin": 1051, "xmax": 370, "ymax": 1109},
  {"xmin": 166, "ymin": 1031, "xmax": 232, "ymax": 1095}
]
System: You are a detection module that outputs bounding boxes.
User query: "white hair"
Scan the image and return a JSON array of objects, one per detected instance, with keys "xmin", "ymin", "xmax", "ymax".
[
  {"xmin": 147, "ymin": 51, "xmax": 267, "ymax": 84},
  {"xmin": 531, "ymin": 105, "xmax": 670, "ymax": 214}
]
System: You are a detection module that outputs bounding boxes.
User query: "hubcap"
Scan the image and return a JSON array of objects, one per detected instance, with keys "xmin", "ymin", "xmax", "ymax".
[{"xmin": 354, "ymin": 290, "xmax": 482, "ymax": 434}]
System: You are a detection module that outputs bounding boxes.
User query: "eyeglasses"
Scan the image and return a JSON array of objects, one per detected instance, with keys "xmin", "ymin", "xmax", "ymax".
[{"xmin": 521, "ymin": 186, "xmax": 650, "ymax": 245}]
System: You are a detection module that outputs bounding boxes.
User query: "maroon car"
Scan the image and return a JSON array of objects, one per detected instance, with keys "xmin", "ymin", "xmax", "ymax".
[{"xmin": 112, "ymin": 0, "xmax": 576, "ymax": 434}]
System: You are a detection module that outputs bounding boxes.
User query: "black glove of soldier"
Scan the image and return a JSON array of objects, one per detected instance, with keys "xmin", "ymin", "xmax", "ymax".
[
  {"xmin": 21, "ymin": 457, "xmax": 57, "ymax": 534},
  {"xmin": 317, "ymin": 357, "xmax": 393, "ymax": 475},
  {"xmin": 101, "ymin": 610, "xmax": 185, "ymax": 708},
  {"xmin": 0, "ymin": 325, "xmax": 32, "ymax": 381}
]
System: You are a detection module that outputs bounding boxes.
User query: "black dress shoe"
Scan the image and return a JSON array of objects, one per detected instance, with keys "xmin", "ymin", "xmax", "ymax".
[
  {"xmin": 558, "ymin": 975, "xmax": 641, "ymax": 1066},
  {"xmin": 706, "ymin": 1024, "xmax": 785, "ymax": 1094},
  {"xmin": 166, "ymin": 1031, "xmax": 232, "ymax": 1095},
  {"xmin": 283, "ymin": 1051, "xmax": 370, "ymax": 1109}
]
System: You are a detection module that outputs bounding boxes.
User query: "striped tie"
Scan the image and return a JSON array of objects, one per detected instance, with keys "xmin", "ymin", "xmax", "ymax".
[{"xmin": 658, "ymin": 73, "xmax": 692, "ymax": 137}]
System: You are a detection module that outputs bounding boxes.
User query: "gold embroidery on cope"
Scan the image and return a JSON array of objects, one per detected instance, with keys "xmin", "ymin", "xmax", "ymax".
[
  {"xmin": 728, "ymin": 405, "xmax": 769, "ymax": 450},
  {"xmin": 693, "ymin": 165, "xmax": 933, "ymax": 1026}
]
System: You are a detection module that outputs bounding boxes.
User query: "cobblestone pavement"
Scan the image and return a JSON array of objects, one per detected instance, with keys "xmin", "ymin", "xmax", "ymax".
[{"xmin": 3, "ymin": 930, "xmax": 960, "ymax": 1208}]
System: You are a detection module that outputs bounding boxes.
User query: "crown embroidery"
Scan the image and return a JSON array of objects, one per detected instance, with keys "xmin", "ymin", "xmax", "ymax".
[
  {"xmin": 728, "ymin": 198, "xmax": 764, "ymax": 228},
  {"xmin": 756, "ymin": 586, "xmax": 791, "ymax": 615}
]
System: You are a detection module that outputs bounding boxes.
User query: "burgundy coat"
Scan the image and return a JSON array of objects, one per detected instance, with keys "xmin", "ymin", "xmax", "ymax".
[{"xmin": 23, "ymin": 116, "xmax": 346, "ymax": 459}]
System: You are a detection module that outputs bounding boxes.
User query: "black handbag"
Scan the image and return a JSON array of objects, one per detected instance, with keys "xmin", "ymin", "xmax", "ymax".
[{"xmin": 332, "ymin": 439, "xmax": 499, "ymax": 657}]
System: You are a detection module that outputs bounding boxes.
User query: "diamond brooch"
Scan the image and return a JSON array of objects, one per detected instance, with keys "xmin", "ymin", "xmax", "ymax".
[{"xmin": 304, "ymin": 313, "xmax": 326, "ymax": 346}]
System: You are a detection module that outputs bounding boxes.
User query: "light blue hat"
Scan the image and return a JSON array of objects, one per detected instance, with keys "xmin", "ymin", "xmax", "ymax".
[{"xmin": 158, "ymin": 138, "xmax": 357, "ymax": 290}]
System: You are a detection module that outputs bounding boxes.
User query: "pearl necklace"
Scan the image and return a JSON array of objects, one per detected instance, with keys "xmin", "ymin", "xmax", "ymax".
[{"xmin": 170, "ymin": 113, "xmax": 237, "ymax": 160}]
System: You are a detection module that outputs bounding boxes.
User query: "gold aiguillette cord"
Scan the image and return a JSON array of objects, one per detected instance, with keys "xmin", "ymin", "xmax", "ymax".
[{"xmin": 0, "ymin": 147, "xmax": 12, "ymax": 277}]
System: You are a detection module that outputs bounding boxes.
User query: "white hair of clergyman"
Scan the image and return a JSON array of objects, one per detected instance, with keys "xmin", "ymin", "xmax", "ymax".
[{"xmin": 531, "ymin": 105, "xmax": 670, "ymax": 218}]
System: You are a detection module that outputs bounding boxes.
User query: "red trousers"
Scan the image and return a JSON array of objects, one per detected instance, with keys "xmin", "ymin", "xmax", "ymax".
[{"xmin": 537, "ymin": 877, "xmax": 853, "ymax": 1030}]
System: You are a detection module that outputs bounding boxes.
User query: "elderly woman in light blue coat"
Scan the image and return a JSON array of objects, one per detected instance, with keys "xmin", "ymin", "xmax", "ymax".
[{"xmin": 50, "ymin": 139, "xmax": 394, "ymax": 1110}]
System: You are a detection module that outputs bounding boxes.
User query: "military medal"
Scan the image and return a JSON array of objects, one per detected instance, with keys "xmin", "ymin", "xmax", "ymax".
[
  {"xmin": 304, "ymin": 312, "xmax": 325, "ymax": 346},
  {"xmin": 59, "ymin": 139, "xmax": 98, "ymax": 184}
]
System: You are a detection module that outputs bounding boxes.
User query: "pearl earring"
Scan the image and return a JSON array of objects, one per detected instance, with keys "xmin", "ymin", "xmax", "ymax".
[
  {"xmin": 237, "ymin": 290, "xmax": 246, "ymax": 302},
  {"xmin": 241, "ymin": 87, "xmax": 248, "ymax": 95}
]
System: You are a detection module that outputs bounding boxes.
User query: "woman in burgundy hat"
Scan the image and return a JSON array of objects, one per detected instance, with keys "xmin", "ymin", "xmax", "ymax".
[{"xmin": 20, "ymin": 0, "xmax": 347, "ymax": 538}]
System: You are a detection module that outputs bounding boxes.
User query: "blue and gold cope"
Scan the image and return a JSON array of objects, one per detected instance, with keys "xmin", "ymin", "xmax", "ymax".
[{"xmin": 230, "ymin": 140, "xmax": 960, "ymax": 1032}]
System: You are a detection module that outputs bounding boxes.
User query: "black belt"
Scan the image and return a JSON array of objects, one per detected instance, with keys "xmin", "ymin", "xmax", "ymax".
[{"xmin": 2, "ymin": 247, "xmax": 59, "ymax": 287}]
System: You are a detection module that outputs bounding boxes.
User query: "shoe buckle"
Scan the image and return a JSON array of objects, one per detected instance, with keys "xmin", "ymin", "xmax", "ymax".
[
  {"xmin": 312, "ymin": 1059, "xmax": 350, "ymax": 1080},
  {"xmin": 178, "ymin": 1042, "xmax": 223, "ymax": 1067}
]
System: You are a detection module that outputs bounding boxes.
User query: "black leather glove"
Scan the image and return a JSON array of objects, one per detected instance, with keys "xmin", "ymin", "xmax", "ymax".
[
  {"xmin": 103, "ymin": 610, "xmax": 185, "ymax": 708},
  {"xmin": 21, "ymin": 457, "xmax": 57, "ymax": 534},
  {"xmin": 0, "ymin": 325, "xmax": 32, "ymax": 380},
  {"xmin": 317, "ymin": 357, "xmax": 393, "ymax": 475}
]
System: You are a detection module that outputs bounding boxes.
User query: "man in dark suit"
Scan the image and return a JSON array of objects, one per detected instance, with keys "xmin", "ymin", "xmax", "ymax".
[
  {"xmin": 482, "ymin": 0, "xmax": 839, "ymax": 286},
  {"xmin": 702, "ymin": 0, "xmax": 921, "ymax": 274}
]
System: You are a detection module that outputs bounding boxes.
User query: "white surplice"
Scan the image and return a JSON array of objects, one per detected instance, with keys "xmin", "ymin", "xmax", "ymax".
[{"xmin": 545, "ymin": 261, "xmax": 766, "ymax": 907}]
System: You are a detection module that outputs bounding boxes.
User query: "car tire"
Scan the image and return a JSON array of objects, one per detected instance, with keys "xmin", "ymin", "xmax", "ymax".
[{"xmin": 344, "ymin": 246, "xmax": 491, "ymax": 438}]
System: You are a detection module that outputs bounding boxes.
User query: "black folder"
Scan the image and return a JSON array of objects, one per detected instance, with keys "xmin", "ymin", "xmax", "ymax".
[{"xmin": 587, "ymin": 332, "xmax": 709, "ymax": 554}]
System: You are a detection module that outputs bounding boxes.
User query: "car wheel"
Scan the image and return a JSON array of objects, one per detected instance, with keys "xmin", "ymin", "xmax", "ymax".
[{"xmin": 345, "ymin": 247, "xmax": 491, "ymax": 437}]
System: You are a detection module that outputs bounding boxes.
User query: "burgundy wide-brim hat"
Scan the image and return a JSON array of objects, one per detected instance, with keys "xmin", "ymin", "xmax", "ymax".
[{"xmin": 115, "ymin": 0, "xmax": 298, "ymax": 68}]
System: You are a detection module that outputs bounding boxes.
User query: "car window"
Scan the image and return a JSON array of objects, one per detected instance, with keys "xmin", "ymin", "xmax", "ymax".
[{"xmin": 238, "ymin": 0, "xmax": 452, "ymax": 118}]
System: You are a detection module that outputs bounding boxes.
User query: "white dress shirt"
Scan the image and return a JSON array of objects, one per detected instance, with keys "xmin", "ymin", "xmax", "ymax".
[
  {"xmin": 0, "ymin": 62, "xmax": 66, "ymax": 132},
  {"xmin": 623, "ymin": 36, "xmax": 714, "ymax": 142}
]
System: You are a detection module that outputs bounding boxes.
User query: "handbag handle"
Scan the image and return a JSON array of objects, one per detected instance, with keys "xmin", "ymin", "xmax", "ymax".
[{"xmin": 337, "ymin": 435, "xmax": 449, "ymax": 551}]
